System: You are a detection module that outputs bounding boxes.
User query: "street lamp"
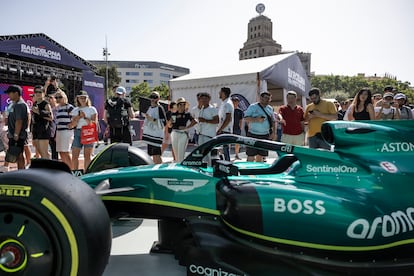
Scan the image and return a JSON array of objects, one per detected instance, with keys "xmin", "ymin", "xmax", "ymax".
[{"xmin": 103, "ymin": 36, "xmax": 110, "ymax": 99}]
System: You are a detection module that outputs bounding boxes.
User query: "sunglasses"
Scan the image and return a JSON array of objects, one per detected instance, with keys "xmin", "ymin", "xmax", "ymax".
[
  {"xmin": 55, "ymin": 96, "xmax": 63, "ymax": 99},
  {"xmin": 149, "ymin": 96, "xmax": 159, "ymax": 99},
  {"xmin": 35, "ymin": 90, "xmax": 43, "ymax": 94}
]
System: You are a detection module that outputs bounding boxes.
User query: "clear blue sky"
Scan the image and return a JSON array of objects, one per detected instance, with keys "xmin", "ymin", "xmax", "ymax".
[{"xmin": 2, "ymin": 0, "xmax": 414, "ymax": 85}]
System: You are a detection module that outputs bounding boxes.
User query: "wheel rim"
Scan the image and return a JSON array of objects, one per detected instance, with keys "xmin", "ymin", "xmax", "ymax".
[{"xmin": 0, "ymin": 204, "xmax": 63, "ymax": 275}]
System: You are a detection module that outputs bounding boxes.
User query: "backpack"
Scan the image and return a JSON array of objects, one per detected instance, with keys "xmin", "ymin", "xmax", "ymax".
[{"xmin": 106, "ymin": 97, "xmax": 129, "ymax": 128}]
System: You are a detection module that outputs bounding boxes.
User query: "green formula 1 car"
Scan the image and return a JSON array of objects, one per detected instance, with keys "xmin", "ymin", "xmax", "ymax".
[{"xmin": 1, "ymin": 120, "xmax": 413, "ymax": 275}]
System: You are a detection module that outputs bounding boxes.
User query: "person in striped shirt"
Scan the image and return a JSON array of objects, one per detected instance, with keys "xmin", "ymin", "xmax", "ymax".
[{"xmin": 55, "ymin": 90, "xmax": 74, "ymax": 169}]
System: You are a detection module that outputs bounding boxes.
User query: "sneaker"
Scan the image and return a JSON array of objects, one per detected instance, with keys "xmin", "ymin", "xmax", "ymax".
[{"xmin": 235, "ymin": 155, "xmax": 241, "ymax": 160}]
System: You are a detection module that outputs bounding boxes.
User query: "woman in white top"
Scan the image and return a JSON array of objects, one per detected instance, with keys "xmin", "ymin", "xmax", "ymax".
[
  {"xmin": 69, "ymin": 90, "xmax": 97, "ymax": 170},
  {"xmin": 55, "ymin": 90, "xmax": 74, "ymax": 169}
]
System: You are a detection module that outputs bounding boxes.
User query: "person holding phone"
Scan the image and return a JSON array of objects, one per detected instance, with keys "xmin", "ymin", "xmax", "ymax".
[
  {"xmin": 31, "ymin": 85, "xmax": 53, "ymax": 159},
  {"xmin": 374, "ymin": 92, "xmax": 400, "ymax": 120},
  {"xmin": 69, "ymin": 90, "xmax": 97, "ymax": 170},
  {"xmin": 304, "ymin": 88, "xmax": 337, "ymax": 150}
]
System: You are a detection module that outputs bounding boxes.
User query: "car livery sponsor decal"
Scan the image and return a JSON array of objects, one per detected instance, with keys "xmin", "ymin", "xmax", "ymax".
[
  {"xmin": 182, "ymin": 160, "xmax": 203, "ymax": 166},
  {"xmin": 274, "ymin": 198, "xmax": 326, "ymax": 215},
  {"xmin": 306, "ymin": 164, "xmax": 358, "ymax": 173},
  {"xmin": 188, "ymin": 264, "xmax": 240, "ymax": 276},
  {"xmin": 236, "ymin": 136, "xmax": 256, "ymax": 146},
  {"xmin": 279, "ymin": 144, "xmax": 294, "ymax": 153},
  {"xmin": 380, "ymin": 161, "xmax": 398, "ymax": 173},
  {"xmin": 152, "ymin": 178, "xmax": 209, "ymax": 192},
  {"xmin": 0, "ymin": 185, "xmax": 31, "ymax": 197},
  {"xmin": 380, "ymin": 142, "xmax": 414, "ymax": 153},
  {"xmin": 347, "ymin": 207, "xmax": 414, "ymax": 239},
  {"xmin": 333, "ymin": 122, "xmax": 371, "ymax": 129}
]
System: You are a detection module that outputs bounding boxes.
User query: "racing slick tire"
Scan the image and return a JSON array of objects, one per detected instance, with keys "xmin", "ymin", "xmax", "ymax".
[{"xmin": 0, "ymin": 168, "xmax": 111, "ymax": 276}]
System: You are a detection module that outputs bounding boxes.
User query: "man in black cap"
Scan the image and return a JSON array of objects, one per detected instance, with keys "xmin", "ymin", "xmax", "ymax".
[{"xmin": 4, "ymin": 85, "xmax": 29, "ymax": 169}]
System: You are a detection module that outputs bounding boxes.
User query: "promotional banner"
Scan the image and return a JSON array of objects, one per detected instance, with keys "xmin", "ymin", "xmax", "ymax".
[
  {"xmin": 0, "ymin": 83, "xmax": 34, "ymax": 112},
  {"xmin": 0, "ymin": 36, "xmax": 90, "ymax": 70},
  {"xmin": 82, "ymin": 71, "xmax": 105, "ymax": 119}
]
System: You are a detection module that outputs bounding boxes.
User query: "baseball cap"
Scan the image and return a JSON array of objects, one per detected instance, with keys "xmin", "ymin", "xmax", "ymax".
[
  {"xmin": 115, "ymin": 86, "xmax": 126, "ymax": 94},
  {"xmin": 383, "ymin": 86, "xmax": 393, "ymax": 92},
  {"xmin": 260, "ymin": 91, "xmax": 270, "ymax": 96},
  {"xmin": 176, "ymin": 97, "xmax": 187, "ymax": 104},
  {"xmin": 394, "ymin": 93, "xmax": 406, "ymax": 100},
  {"xmin": 149, "ymin": 91, "xmax": 160, "ymax": 99},
  {"xmin": 4, "ymin": 85, "xmax": 22, "ymax": 95},
  {"xmin": 383, "ymin": 92, "xmax": 394, "ymax": 98},
  {"xmin": 77, "ymin": 90, "xmax": 89, "ymax": 97}
]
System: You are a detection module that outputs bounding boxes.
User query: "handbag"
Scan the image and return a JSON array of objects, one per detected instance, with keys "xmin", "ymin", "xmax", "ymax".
[
  {"xmin": 5, "ymin": 144, "xmax": 23, "ymax": 163},
  {"xmin": 80, "ymin": 123, "xmax": 98, "ymax": 145}
]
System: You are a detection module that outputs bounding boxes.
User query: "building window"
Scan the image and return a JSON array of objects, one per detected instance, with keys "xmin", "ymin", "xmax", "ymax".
[
  {"xmin": 160, "ymin": 73, "xmax": 170, "ymax": 78},
  {"xmin": 143, "ymin": 72, "xmax": 153, "ymax": 76},
  {"xmin": 117, "ymin": 71, "xmax": 122, "ymax": 75},
  {"xmin": 249, "ymin": 50, "xmax": 252, "ymax": 55},
  {"xmin": 160, "ymin": 80, "xmax": 168, "ymax": 85},
  {"xmin": 144, "ymin": 80, "xmax": 153, "ymax": 84},
  {"xmin": 125, "ymin": 72, "xmax": 139, "ymax": 76},
  {"xmin": 254, "ymin": 49, "xmax": 257, "ymax": 54}
]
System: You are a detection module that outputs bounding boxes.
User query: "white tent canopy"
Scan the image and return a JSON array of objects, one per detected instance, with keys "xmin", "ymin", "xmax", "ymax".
[{"xmin": 169, "ymin": 53, "xmax": 310, "ymax": 109}]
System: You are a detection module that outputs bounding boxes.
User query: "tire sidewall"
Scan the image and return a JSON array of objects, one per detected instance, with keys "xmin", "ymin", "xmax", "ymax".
[{"xmin": 0, "ymin": 169, "xmax": 111, "ymax": 276}]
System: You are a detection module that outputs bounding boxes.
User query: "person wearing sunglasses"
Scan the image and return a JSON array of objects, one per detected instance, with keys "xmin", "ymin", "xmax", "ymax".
[
  {"xmin": 142, "ymin": 91, "xmax": 167, "ymax": 164},
  {"xmin": 104, "ymin": 86, "xmax": 134, "ymax": 145},
  {"xmin": 69, "ymin": 90, "xmax": 98, "ymax": 170},
  {"xmin": 55, "ymin": 90, "xmax": 74, "ymax": 169},
  {"xmin": 169, "ymin": 97, "xmax": 197, "ymax": 163},
  {"xmin": 31, "ymin": 85, "xmax": 53, "ymax": 159}
]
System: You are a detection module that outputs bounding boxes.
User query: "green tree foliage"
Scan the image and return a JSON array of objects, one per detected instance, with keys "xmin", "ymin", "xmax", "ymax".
[
  {"xmin": 129, "ymin": 82, "xmax": 170, "ymax": 111},
  {"xmin": 311, "ymin": 75, "xmax": 414, "ymax": 104},
  {"xmin": 96, "ymin": 65, "xmax": 121, "ymax": 98},
  {"xmin": 323, "ymin": 90, "xmax": 351, "ymax": 103}
]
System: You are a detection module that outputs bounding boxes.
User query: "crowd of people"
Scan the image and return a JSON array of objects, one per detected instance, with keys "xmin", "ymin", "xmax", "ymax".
[
  {"xmin": 0, "ymin": 77, "xmax": 102, "ymax": 172},
  {"xmin": 1, "ymin": 82, "xmax": 413, "ymax": 172}
]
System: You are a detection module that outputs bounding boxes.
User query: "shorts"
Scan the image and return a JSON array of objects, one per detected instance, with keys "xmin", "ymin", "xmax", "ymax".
[
  {"xmin": 281, "ymin": 133, "xmax": 305, "ymax": 146},
  {"xmin": 32, "ymin": 123, "xmax": 50, "ymax": 140},
  {"xmin": 56, "ymin": 129, "xmax": 74, "ymax": 152},
  {"xmin": 148, "ymin": 144, "xmax": 161, "ymax": 156},
  {"xmin": 110, "ymin": 126, "xmax": 132, "ymax": 145},
  {"xmin": 246, "ymin": 132, "xmax": 269, "ymax": 157},
  {"xmin": 72, "ymin": 128, "xmax": 95, "ymax": 149},
  {"xmin": 8, "ymin": 138, "xmax": 25, "ymax": 149}
]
